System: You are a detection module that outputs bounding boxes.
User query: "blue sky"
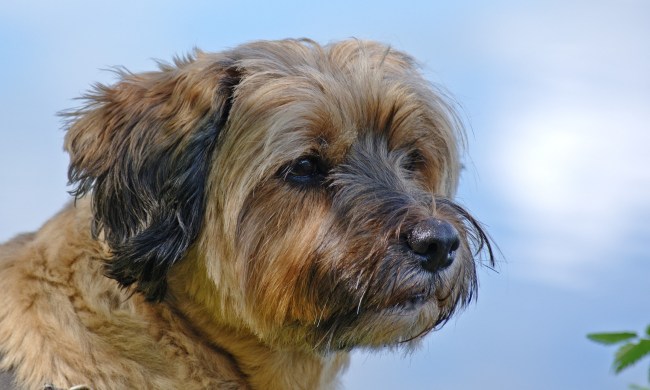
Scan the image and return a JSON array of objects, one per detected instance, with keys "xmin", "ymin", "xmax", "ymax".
[{"xmin": 1, "ymin": 1, "xmax": 649, "ymax": 388}]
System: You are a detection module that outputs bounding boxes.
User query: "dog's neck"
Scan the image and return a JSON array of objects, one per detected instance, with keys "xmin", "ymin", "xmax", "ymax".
[
  {"xmin": 165, "ymin": 259, "xmax": 350, "ymax": 390},
  {"xmin": 191, "ymin": 321, "xmax": 349, "ymax": 390}
]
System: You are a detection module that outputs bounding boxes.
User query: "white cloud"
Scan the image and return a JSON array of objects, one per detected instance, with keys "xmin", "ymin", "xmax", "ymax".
[
  {"xmin": 491, "ymin": 104, "xmax": 650, "ymax": 288},
  {"xmin": 474, "ymin": 1, "xmax": 650, "ymax": 288}
]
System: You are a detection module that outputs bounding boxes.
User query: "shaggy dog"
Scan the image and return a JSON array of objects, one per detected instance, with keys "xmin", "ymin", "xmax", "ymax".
[{"xmin": 0, "ymin": 39, "xmax": 492, "ymax": 389}]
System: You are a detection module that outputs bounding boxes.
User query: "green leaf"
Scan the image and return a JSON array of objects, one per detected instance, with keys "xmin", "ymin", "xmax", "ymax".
[
  {"xmin": 614, "ymin": 340, "xmax": 650, "ymax": 373},
  {"xmin": 645, "ymin": 324, "xmax": 650, "ymax": 337},
  {"xmin": 588, "ymin": 332, "xmax": 638, "ymax": 345},
  {"xmin": 628, "ymin": 384, "xmax": 650, "ymax": 390}
]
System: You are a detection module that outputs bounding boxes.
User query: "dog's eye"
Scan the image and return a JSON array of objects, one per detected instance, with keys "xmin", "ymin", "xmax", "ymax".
[
  {"xmin": 283, "ymin": 156, "xmax": 326, "ymax": 185},
  {"xmin": 292, "ymin": 158, "xmax": 318, "ymax": 176}
]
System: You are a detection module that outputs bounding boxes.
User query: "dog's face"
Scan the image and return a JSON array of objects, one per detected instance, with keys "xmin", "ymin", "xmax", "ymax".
[{"xmin": 64, "ymin": 39, "xmax": 492, "ymax": 352}]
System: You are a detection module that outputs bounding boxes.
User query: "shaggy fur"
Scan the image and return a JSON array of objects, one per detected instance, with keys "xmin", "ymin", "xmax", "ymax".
[{"xmin": 0, "ymin": 39, "xmax": 492, "ymax": 389}]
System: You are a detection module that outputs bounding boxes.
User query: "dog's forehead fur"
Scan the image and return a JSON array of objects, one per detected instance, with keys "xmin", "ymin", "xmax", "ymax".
[{"xmin": 215, "ymin": 39, "xmax": 461, "ymax": 200}]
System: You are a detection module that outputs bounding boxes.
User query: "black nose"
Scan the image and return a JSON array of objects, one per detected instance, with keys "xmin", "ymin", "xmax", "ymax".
[{"xmin": 407, "ymin": 218, "xmax": 460, "ymax": 272}]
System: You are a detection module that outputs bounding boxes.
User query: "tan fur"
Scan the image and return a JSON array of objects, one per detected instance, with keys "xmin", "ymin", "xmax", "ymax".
[
  {"xmin": 0, "ymin": 39, "xmax": 490, "ymax": 389},
  {"xmin": 0, "ymin": 200, "xmax": 252, "ymax": 389}
]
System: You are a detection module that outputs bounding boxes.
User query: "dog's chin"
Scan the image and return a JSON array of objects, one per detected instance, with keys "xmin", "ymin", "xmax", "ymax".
[
  {"xmin": 388, "ymin": 292, "xmax": 432, "ymax": 312},
  {"xmin": 307, "ymin": 293, "xmax": 447, "ymax": 352},
  {"xmin": 371, "ymin": 275, "xmax": 452, "ymax": 320},
  {"xmin": 349, "ymin": 301, "xmax": 442, "ymax": 349}
]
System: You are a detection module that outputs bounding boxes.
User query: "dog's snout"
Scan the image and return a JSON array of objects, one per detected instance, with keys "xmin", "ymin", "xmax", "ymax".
[{"xmin": 407, "ymin": 218, "xmax": 460, "ymax": 272}]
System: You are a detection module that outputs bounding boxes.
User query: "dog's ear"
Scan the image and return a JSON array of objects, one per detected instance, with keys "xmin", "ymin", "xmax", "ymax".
[{"xmin": 63, "ymin": 52, "xmax": 240, "ymax": 301}]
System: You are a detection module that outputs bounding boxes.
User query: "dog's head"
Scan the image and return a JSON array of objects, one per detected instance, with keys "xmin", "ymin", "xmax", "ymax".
[{"xmin": 64, "ymin": 39, "xmax": 493, "ymax": 351}]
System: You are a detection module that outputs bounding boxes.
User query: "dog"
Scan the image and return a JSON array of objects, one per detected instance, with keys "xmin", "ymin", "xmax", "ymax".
[{"xmin": 0, "ymin": 39, "xmax": 493, "ymax": 389}]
